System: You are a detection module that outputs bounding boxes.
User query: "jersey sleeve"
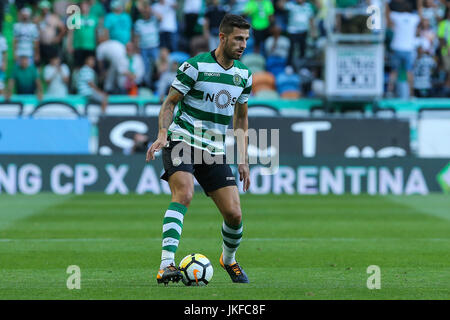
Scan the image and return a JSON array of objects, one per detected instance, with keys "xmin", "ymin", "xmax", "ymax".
[
  {"xmin": 237, "ymin": 73, "xmax": 252, "ymax": 104},
  {"xmin": 171, "ymin": 60, "xmax": 199, "ymax": 95}
]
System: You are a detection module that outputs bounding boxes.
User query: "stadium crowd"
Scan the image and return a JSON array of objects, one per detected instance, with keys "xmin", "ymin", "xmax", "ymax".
[{"xmin": 0, "ymin": 0, "xmax": 450, "ymax": 103}]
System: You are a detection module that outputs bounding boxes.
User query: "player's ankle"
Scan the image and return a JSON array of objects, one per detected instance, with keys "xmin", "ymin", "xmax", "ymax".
[
  {"xmin": 222, "ymin": 252, "xmax": 236, "ymax": 265},
  {"xmin": 160, "ymin": 258, "xmax": 175, "ymax": 270}
]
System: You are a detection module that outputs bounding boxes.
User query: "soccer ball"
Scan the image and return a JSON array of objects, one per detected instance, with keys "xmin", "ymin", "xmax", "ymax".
[{"xmin": 179, "ymin": 253, "xmax": 213, "ymax": 286}]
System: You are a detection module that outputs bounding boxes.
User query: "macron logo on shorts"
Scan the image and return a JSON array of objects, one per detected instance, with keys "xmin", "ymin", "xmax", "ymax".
[{"xmin": 226, "ymin": 177, "xmax": 235, "ymax": 181}]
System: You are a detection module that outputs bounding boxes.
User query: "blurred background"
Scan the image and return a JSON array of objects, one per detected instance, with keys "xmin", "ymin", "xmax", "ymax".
[{"xmin": 0, "ymin": 0, "xmax": 449, "ymax": 195}]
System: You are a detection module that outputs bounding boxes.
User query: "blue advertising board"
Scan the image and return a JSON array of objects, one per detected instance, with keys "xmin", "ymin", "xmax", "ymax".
[{"xmin": 0, "ymin": 119, "xmax": 90, "ymax": 154}]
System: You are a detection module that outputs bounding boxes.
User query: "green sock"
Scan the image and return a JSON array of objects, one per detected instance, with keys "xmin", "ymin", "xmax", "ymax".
[
  {"xmin": 160, "ymin": 202, "xmax": 187, "ymax": 269},
  {"xmin": 221, "ymin": 220, "xmax": 243, "ymax": 265}
]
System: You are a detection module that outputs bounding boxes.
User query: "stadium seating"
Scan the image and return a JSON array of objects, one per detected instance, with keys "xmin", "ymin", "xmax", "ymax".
[
  {"xmin": 241, "ymin": 53, "xmax": 266, "ymax": 74},
  {"xmin": 189, "ymin": 36, "xmax": 209, "ymax": 57},
  {"xmin": 254, "ymin": 89, "xmax": 280, "ymax": 99},
  {"xmin": 276, "ymin": 67, "xmax": 301, "ymax": 95},
  {"xmin": 244, "ymin": 36, "xmax": 254, "ymax": 54},
  {"xmin": 30, "ymin": 102, "xmax": 80, "ymax": 119},
  {"xmin": 144, "ymin": 103, "xmax": 163, "ymax": 116},
  {"xmin": 266, "ymin": 56, "xmax": 287, "ymax": 77},
  {"xmin": 85, "ymin": 102, "xmax": 140, "ymax": 122},
  {"xmin": 281, "ymin": 91, "xmax": 301, "ymax": 99},
  {"xmin": 247, "ymin": 104, "xmax": 280, "ymax": 117},
  {"xmin": 418, "ymin": 108, "xmax": 450, "ymax": 119},
  {"xmin": 169, "ymin": 51, "xmax": 190, "ymax": 65},
  {"xmin": 251, "ymin": 72, "xmax": 276, "ymax": 95},
  {"xmin": 0, "ymin": 102, "xmax": 23, "ymax": 117}
]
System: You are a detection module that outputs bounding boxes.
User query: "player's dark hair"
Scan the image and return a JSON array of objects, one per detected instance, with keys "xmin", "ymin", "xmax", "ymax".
[{"xmin": 219, "ymin": 14, "xmax": 251, "ymax": 35}]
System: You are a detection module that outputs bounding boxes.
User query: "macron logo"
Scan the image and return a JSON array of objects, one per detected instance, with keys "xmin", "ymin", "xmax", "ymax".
[{"xmin": 204, "ymin": 72, "xmax": 221, "ymax": 77}]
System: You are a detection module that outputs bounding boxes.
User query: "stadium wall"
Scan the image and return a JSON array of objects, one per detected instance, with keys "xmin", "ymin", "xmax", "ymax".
[
  {"xmin": 2, "ymin": 96, "xmax": 450, "ymax": 156},
  {"xmin": 97, "ymin": 116, "xmax": 411, "ymax": 157}
]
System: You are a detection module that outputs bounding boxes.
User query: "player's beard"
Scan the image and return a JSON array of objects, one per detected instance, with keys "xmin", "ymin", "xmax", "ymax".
[{"xmin": 224, "ymin": 38, "xmax": 240, "ymax": 60}]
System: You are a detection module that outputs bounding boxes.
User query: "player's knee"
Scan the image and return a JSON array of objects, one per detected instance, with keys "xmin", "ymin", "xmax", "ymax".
[
  {"xmin": 172, "ymin": 186, "xmax": 193, "ymax": 207},
  {"xmin": 224, "ymin": 205, "xmax": 242, "ymax": 226}
]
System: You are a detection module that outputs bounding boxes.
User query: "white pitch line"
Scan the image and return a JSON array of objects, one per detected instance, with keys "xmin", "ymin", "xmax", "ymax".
[
  {"xmin": 0, "ymin": 238, "xmax": 449, "ymax": 242},
  {"xmin": 0, "ymin": 238, "xmax": 115, "ymax": 242}
]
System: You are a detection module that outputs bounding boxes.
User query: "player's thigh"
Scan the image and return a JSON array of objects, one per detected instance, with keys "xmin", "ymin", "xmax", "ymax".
[
  {"xmin": 208, "ymin": 186, "xmax": 242, "ymax": 224},
  {"xmin": 168, "ymin": 171, "xmax": 195, "ymax": 207}
]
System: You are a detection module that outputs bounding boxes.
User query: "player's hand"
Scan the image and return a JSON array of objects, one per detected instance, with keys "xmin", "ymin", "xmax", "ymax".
[
  {"xmin": 238, "ymin": 163, "xmax": 250, "ymax": 192},
  {"xmin": 146, "ymin": 137, "xmax": 167, "ymax": 162}
]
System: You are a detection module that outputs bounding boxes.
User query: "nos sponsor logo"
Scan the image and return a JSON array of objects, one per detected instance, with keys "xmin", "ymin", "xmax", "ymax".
[{"xmin": 205, "ymin": 91, "xmax": 237, "ymax": 109}]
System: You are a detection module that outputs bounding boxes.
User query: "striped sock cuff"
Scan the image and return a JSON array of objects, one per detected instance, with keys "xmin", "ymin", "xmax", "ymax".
[
  {"xmin": 162, "ymin": 202, "xmax": 187, "ymax": 253},
  {"xmin": 223, "ymin": 221, "xmax": 243, "ymax": 233},
  {"xmin": 222, "ymin": 221, "xmax": 243, "ymax": 249},
  {"xmin": 168, "ymin": 202, "xmax": 187, "ymax": 215}
]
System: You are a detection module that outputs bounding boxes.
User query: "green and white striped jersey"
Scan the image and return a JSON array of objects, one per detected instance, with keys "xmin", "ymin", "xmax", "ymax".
[{"xmin": 169, "ymin": 50, "xmax": 253, "ymax": 155}]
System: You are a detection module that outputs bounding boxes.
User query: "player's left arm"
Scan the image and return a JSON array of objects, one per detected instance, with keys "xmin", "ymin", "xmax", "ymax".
[{"xmin": 234, "ymin": 101, "xmax": 250, "ymax": 192}]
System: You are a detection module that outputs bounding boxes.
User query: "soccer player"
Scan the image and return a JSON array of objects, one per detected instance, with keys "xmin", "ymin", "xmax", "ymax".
[{"xmin": 146, "ymin": 14, "xmax": 252, "ymax": 285}]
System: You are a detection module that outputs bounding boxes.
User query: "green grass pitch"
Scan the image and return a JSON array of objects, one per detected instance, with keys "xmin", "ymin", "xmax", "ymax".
[{"xmin": 0, "ymin": 193, "xmax": 449, "ymax": 300}]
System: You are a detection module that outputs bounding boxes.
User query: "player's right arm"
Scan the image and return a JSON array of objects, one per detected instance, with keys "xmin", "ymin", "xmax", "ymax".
[
  {"xmin": 146, "ymin": 59, "xmax": 199, "ymax": 161},
  {"xmin": 146, "ymin": 87, "xmax": 183, "ymax": 161}
]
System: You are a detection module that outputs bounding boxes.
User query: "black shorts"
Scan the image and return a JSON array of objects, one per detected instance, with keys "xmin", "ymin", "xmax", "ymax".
[{"xmin": 160, "ymin": 140, "xmax": 237, "ymax": 196}]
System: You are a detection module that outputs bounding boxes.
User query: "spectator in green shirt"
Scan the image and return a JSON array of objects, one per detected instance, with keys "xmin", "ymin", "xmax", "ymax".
[
  {"xmin": 89, "ymin": 0, "xmax": 106, "ymax": 25},
  {"xmin": 67, "ymin": 0, "xmax": 98, "ymax": 68},
  {"xmin": 243, "ymin": 0, "xmax": 275, "ymax": 55},
  {"xmin": 438, "ymin": 7, "xmax": 450, "ymax": 88},
  {"xmin": 278, "ymin": 0, "xmax": 315, "ymax": 65},
  {"xmin": 6, "ymin": 55, "xmax": 42, "ymax": 101}
]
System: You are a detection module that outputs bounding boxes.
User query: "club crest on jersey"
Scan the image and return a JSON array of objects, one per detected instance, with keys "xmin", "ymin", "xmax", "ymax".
[
  {"xmin": 182, "ymin": 62, "xmax": 191, "ymax": 72},
  {"xmin": 233, "ymin": 73, "xmax": 242, "ymax": 86}
]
